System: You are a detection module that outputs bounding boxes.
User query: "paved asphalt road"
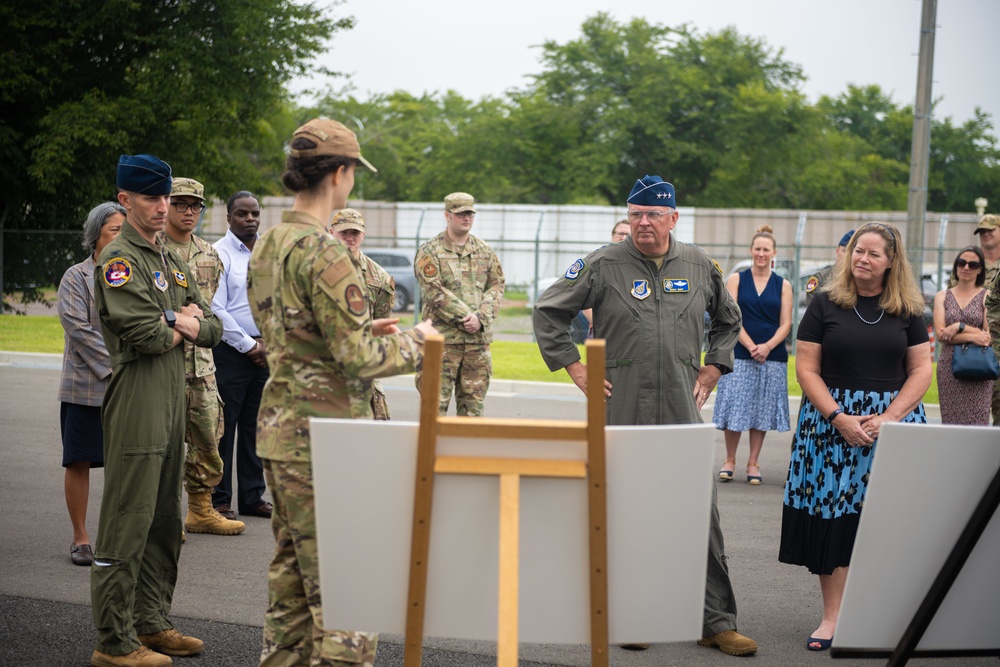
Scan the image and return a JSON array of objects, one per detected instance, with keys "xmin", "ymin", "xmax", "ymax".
[{"xmin": 0, "ymin": 353, "xmax": 986, "ymax": 667}]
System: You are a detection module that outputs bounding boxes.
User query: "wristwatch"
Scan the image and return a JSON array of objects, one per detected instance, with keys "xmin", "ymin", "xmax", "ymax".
[
  {"xmin": 164, "ymin": 309, "xmax": 177, "ymax": 328},
  {"xmin": 958, "ymin": 322, "xmax": 966, "ymax": 333}
]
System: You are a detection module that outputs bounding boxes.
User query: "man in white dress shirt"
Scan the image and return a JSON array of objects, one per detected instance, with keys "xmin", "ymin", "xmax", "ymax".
[{"xmin": 211, "ymin": 191, "xmax": 271, "ymax": 520}]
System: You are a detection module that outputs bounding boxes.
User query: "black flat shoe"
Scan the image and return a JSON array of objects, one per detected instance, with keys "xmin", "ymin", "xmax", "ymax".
[
  {"xmin": 70, "ymin": 543, "xmax": 94, "ymax": 566},
  {"xmin": 807, "ymin": 635, "xmax": 833, "ymax": 651}
]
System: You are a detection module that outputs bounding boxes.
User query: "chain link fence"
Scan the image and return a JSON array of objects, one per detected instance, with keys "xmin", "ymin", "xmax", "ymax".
[{"xmin": 2, "ymin": 203, "xmax": 981, "ymax": 329}]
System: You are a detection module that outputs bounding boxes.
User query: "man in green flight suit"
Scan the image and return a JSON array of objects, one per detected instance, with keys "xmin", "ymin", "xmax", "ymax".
[
  {"xmin": 162, "ymin": 176, "xmax": 244, "ymax": 535},
  {"xmin": 532, "ymin": 175, "xmax": 757, "ymax": 657},
  {"xmin": 91, "ymin": 154, "xmax": 223, "ymax": 667},
  {"xmin": 414, "ymin": 192, "xmax": 505, "ymax": 416}
]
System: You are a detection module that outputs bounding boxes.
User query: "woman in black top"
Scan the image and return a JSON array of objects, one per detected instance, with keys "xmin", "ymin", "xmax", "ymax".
[{"xmin": 779, "ymin": 222, "xmax": 931, "ymax": 651}]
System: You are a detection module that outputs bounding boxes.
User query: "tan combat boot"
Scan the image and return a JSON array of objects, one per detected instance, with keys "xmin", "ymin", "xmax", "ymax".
[
  {"xmin": 91, "ymin": 645, "xmax": 172, "ymax": 666},
  {"xmin": 184, "ymin": 491, "xmax": 245, "ymax": 535},
  {"xmin": 137, "ymin": 628, "xmax": 204, "ymax": 656}
]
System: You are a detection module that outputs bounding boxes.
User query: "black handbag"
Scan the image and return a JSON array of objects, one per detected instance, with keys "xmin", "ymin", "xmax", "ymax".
[{"xmin": 951, "ymin": 343, "xmax": 1000, "ymax": 381}]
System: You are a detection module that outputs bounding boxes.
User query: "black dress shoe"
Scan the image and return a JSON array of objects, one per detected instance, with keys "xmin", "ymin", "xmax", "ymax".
[
  {"xmin": 70, "ymin": 543, "xmax": 94, "ymax": 566},
  {"xmin": 214, "ymin": 503, "xmax": 238, "ymax": 520},
  {"xmin": 241, "ymin": 501, "xmax": 273, "ymax": 518}
]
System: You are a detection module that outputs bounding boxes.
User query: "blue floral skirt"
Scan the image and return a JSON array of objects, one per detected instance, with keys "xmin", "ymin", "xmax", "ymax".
[
  {"xmin": 712, "ymin": 359, "xmax": 790, "ymax": 432},
  {"xmin": 778, "ymin": 387, "xmax": 926, "ymax": 575}
]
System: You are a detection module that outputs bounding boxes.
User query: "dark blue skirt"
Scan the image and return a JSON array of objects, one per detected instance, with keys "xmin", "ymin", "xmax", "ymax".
[
  {"xmin": 60, "ymin": 402, "xmax": 105, "ymax": 467},
  {"xmin": 778, "ymin": 387, "xmax": 926, "ymax": 575}
]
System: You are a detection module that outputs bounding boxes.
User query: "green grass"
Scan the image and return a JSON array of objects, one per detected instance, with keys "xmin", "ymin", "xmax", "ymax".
[
  {"xmin": 0, "ymin": 313, "xmax": 940, "ymax": 403},
  {"xmin": 0, "ymin": 314, "xmax": 64, "ymax": 353}
]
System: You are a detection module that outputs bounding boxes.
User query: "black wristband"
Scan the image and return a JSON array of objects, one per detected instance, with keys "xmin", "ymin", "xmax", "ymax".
[
  {"xmin": 828, "ymin": 408, "xmax": 843, "ymax": 421},
  {"xmin": 958, "ymin": 321, "xmax": 966, "ymax": 333},
  {"xmin": 164, "ymin": 309, "xmax": 177, "ymax": 328}
]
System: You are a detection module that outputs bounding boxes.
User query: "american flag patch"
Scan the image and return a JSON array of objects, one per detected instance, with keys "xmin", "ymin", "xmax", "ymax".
[{"xmin": 320, "ymin": 258, "xmax": 352, "ymax": 286}]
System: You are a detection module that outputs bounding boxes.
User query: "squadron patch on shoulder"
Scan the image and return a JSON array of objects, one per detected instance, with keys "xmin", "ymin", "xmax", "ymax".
[
  {"xmin": 320, "ymin": 257, "xmax": 353, "ymax": 287},
  {"xmin": 153, "ymin": 271, "xmax": 169, "ymax": 292},
  {"xmin": 564, "ymin": 258, "xmax": 586, "ymax": 280},
  {"xmin": 345, "ymin": 283, "xmax": 366, "ymax": 316},
  {"xmin": 630, "ymin": 279, "xmax": 651, "ymax": 300},
  {"xmin": 173, "ymin": 270, "xmax": 188, "ymax": 287},
  {"xmin": 663, "ymin": 279, "xmax": 690, "ymax": 293},
  {"xmin": 712, "ymin": 259, "xmax": 723, "ymax": 275},
  {"xmin": 422, "ymin": 262, "xmax": 438, "ymax": 278},
  {"xmin": 103, "ymin": 258, "xmax": 132, "ymax": 288},
  {"xmin": 805, "ymin": 275, "xmax": 819, "ymax": 293}
]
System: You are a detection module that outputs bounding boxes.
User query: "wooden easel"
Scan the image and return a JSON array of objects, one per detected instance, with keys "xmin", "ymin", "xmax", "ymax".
[{"xmin": 404, "ymin": 335, "xmax": 610, "ymax": 667}]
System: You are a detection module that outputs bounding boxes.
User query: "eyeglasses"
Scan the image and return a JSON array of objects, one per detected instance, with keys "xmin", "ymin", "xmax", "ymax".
[
  {"xmin": 956, "ymin": 259, "xmax": 982, "ymax": 270},
  {"xmin": 626, "ymin": 209, "xmax": 671, "ymax": 222},
  {"xmin": 449, "ymin": 211, "xmax": 476, "ymax": 219},
  {"xmin": 171, "ymin": 201, "xmax": 205, "ymax": 213}
]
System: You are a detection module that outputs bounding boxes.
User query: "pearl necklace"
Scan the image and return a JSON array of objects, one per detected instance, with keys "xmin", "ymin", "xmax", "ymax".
[{"xmin": 854, "ymin": 306, "xmax": 885, "ymax": 325}]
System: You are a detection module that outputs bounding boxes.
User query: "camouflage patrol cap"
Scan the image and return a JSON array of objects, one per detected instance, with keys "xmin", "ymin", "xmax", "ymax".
[
  {"xmin": 288, "ymin": 118, "xmax": 377, "ymax": 173},
  {"xmin": 331, "ymin": 208, "xmax": 365, "ymax": 233},
  {"xmin": 444, "ymin": 192, "xmax": 476, "ymax": 213},
  {"xmin": 170, "ymin": 177, "xmax": 205, "ymax": 201},
  {"xmin": 974, "ymin": 214, "xmax": 1000, "ymax": 234}
]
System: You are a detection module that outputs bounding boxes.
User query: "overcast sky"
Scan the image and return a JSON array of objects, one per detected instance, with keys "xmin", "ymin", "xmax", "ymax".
[{"xmin": 292, "ymin": 0, "xmax": 998, "ymax": 126}]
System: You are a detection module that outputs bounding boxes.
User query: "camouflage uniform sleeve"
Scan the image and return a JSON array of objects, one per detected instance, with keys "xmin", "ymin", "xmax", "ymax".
[
  {"xmin": 315, "ymin": 244, "xmax": 423, "ymax": 379},
  {"xmin": 414, "ymin": 243, "xmax": 475, "ymax": 327},
  {"xmin": 985, "ymin": 274, "xmax": 1000, "ymax": 358},
  {"xmin": 370, "ymin": 261, "xmax": 396, "ymax": 321},
  {"xmin": 532, "ymin": 257, "xmax": 596, "ymax": 372},
  {"xmin": 177, "ymin": 254, "xmax": 223, "ymax": 349},
  {"xmin": 475, "ymin": 248, "xmax": 505, "ymax": 328}
]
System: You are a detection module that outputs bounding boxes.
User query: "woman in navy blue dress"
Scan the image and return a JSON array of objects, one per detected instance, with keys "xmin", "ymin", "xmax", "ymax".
[
  {"xmin": 779, "ymin": 222, "xmax": 931, "ymax": 651},
  {"xmin": 713, "ymin": 225, "xmax": 792, "ymax": 484}
]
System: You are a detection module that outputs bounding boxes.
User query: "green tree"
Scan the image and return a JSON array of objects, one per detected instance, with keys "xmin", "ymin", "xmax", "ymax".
[
  {"xmin": 1, "ymin": 0, "xmax": 350, "ymax": 309},
  {"xmin": 524, "ymin": 15, "xmax": 809, "ymax": 205}
]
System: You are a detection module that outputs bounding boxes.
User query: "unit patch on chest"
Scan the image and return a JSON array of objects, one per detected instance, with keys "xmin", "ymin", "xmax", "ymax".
[
  {"xmin": 153, "ymin": 271, "xmax": 169, "ymax": 292},
  {"xmin": 663, "ymin": 279, "xmax": 689, "ymax": 293},
  {"xmin": 630, "ymin": 280, "xmax": 651, "ymax": 300},
  {"xmin": 173, "ymin": 270, "xmax": 188, "ymax": 287}
]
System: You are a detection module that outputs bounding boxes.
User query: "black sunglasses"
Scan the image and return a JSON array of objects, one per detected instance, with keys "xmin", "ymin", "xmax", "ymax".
[{"xmin": 956, "ymin": 259, "xmax": 982, "ymax": 270}]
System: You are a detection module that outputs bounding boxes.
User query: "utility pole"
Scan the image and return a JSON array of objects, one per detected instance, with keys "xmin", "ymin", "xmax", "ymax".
[{"xmin": 906, "ymin": 0, "xmax": 937, "ymax": 273}]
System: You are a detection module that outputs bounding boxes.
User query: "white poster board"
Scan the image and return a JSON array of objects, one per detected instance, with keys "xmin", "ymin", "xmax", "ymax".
[
  {"xmin": 835, "ymin": 422, "xmax": 1000, "ymax": 653},
  {"xmin": 310, "ymin": 419, "xmax": 716, "ymax": 644}
]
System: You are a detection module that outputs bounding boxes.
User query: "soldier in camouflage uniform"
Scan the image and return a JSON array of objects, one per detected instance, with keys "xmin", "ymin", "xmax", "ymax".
[
  {"xmin": 414, "ymin": 192, "xmax": 505, "ymax": 416},
  {"xmin": 977, "ymin": 215, "xmax": 1000, "ymax": 424},
  {"xmin": 804, "ymin": 230, "xmax": 853, "ymax": 305},
  {"xmin": 329, "ymin": 208, "xmax": 396, "ymax": 420},
  {"xmin": 248, "ymin": 118, "xmax": 437, "ymax": 667},
  {"xmin": 163, "ymin": 177, "xmax": 245, "ymax": 536}
]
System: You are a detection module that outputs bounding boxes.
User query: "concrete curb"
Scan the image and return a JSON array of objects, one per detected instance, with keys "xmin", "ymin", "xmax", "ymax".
[{"xmin": 0, "ymin": 350, "xmax": 939, "ymax": 420}]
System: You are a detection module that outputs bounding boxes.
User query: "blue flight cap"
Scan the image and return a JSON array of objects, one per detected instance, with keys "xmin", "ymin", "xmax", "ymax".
[
  {"xmin": 627, "ymin": 175, "xmax": 676, "ymax": 207},
  {"xmin": 838, "ymin": 229, "xmax": 856, "ymax": 247},
  {"xmin": 116, "ymin": 154, "xmax": 172, "ymax": 195}
]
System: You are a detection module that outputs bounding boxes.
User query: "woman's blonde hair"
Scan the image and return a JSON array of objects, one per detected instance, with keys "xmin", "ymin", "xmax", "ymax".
[
  {"xmin": 751, "ymin": 224, "xmax": 776, "ymax": 250},
  {"xmin": 825, "ymin": 221, "xmax": 924, "ymax": 318}
]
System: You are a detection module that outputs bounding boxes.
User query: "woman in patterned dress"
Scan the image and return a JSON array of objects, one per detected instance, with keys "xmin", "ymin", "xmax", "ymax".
[
  {"xmin": 779, "ymin": 222, "xmax": 931, "ymax": 651},
  {"xmin": 933, "ymin": 246, "xmax": 994, "ymax": 425},
  {"xmin": 713, "ymin": 225, "xmax": 792, "ymax": 484}
]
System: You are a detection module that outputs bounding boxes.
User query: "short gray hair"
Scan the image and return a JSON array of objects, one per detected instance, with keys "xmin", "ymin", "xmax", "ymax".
[{"xmin": 82, "ymin": 202, "xmax": 126, "ymax": 252}]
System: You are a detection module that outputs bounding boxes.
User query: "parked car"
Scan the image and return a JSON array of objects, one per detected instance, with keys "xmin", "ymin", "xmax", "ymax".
[{"xmin": 365, "ymin": 248, "xmax": 417, "ymax": 312}]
